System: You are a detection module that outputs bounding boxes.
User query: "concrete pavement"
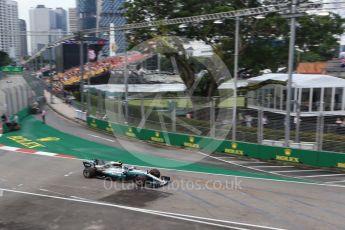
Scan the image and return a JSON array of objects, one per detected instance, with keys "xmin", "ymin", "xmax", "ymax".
[{"xmin": 44, "ymin": 90, "xmax": 76, "ymax": 121}]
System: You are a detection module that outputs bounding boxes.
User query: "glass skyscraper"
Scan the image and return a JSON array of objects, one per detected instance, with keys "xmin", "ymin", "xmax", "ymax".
[
  {"xmin": 99, "ymin": 0, "xmax": 127, "ymax": 54},
  {"xmin": 77, "ymin": 0, "xmax": 97, "ymax": 30},
  {"xmin": 76, "ymin": 0, "xmax": 127, "ymax": 55}
]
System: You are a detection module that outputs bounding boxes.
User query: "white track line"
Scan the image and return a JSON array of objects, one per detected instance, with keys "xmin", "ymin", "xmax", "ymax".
[
  {"xmin": 296, "ymin": 173, "xmax": 345, "ymax": 178},
  {"xmin": 271, "ymin": 169, "xmax": 326, "ymax": 173},
  {"xmin": 324, "ymin": 180, "xmax": 345, "ymax": 184},
  {"xmin": 214, "ymin": 157, "xmax": 237, "ymax": 159},
  {"xmin": 220, "ymin": 160, "xmax": 255, "ymax": 163},
  {"xmin": 251, "ymin": 166, "xmax": 295, "ymax": 169},
  {"xmin": 238, "ymin": 162, "xmax": 268, "ymax": 164},
  {"xmin": 0, "ymin": 188, "xmax": 286, "ymax": 230},
  {"xmin": 88, "ymin": 134, "xmax": 115, "ymax": 143},
  {"xmin": 196, "ymin": 151, "xmax": 283, "ymax": 176}
]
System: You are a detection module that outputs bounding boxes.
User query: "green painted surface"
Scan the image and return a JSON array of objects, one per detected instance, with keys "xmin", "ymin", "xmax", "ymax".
[
  {"xmin": 0, "ymin": 116, "xmax": 305, "ymax": 182},
  {"xmin": 87, "ymin": 117, "xmax": 345, "ymax": 170},
  {"xmin": 0, "ymin": 66, "xmax": 23, "ymax": 73}
]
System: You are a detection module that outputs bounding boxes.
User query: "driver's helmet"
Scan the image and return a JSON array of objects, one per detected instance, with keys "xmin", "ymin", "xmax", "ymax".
[{"xmin": 110, "ymin": 161, "xmax": 123, "ymax": 167}]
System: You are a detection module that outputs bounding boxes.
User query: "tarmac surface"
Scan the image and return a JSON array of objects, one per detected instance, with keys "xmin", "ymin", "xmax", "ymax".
[
  {"xmin": 0, "ymin": 110, "xmax": 345, "ymax": 230},
  {"xmin": 1, "ymin": 149, "xmax": 345, "ymax": 230},
  {"xmin": 1, "ymin": 77, "xmax": 345, "ymax": 229}
]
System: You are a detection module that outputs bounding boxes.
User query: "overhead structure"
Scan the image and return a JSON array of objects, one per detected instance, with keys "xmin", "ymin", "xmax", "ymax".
[{"xmin": 24, "ymin": 1, "xmax": 322, "ymax": 64}]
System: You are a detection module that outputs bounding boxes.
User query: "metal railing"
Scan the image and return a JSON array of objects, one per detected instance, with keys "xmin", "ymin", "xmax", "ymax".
[{"xmin": 83, "ymin": 94, "xmax": 345, "ymax": 154}]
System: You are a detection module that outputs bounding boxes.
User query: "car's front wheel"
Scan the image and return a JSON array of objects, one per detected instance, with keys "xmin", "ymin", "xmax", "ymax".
[
  {"xmin": 134, "ymin": 175, "xmax": 146, "ymax": 187},
  {"xmin": 83, "ymin": 168, "xmax": 96, "ymax": 178}
]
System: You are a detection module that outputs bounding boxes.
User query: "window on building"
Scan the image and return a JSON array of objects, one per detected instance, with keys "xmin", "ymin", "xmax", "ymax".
[
  {"xmin": 300, "ymin": 88, "xmax": 310, "ymax": 112},
  {"xmin": 324, "ymin": 88, "xmax": 332, "ymax": 111},
  {"xmin": 334, "ymin": 88, "xmax": 343, "ymax": 111},
  {"xmin": 312, "ymin": 88, "xmax": 321, "ymax": 111}
]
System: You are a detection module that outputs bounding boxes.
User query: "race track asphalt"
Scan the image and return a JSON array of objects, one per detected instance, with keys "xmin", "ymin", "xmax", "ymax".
[
  {"xmin": 0, "ymin": 150, "xmax": 345, "ymax": 230},
  {"xmin": 1, "ymin": 106, "xmax": 345, "ymax": 229}
]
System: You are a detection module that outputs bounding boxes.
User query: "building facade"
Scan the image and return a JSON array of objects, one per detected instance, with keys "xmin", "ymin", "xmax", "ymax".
[
  {"xmin": 99, "ymin": 0, "xmax": 127, "ymax": 54},
  {"xmin": 29, "ymin": 5, "xmax": 55, "ymax": 54},
  {"xmin": 29, "ymin": 5, "xmax": 68, "ymax": 54},
  {"xmin": 55, "ymin": 7, "xmax": 67, "ymax": 32},
  {"xmin": 19, "ymin": 19, "xmax": 28, "ymax": 58},
  {"xmin": 0, "ymin": 0, "xmax": 20, "ymax": 60},
  {"xmin": 0, "ymin": 0, "xmax": 7, "ymax": 55},
  {"xmin": 68, "ymin": 8, "xmax": 78, "ymax": 33},
  {"xmin": 77, "ymin": 0, "xmax": 97, "ymax": 30},
  {"xmin": 76, "ymin": 0, "xmax": 127, "ymax": 55}
]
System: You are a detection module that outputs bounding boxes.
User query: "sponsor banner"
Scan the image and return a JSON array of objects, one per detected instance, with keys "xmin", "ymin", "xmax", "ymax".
[
  {"xmin": 337, "ymin": 163, "xmax": 345, "ymax": 168},
  {"xmin": 87, "ymin": 117, "xmax": 345, "ymax": 169},
  {"xmin": 150, "ymin": 131, "xmax": 165, "ymax": 143},
  {"xmin": 275, "ymin": 148, "xmax": 300, "ymax": 163},
  {"xmin": 224, "ymin": 142, "xmax": 245, "ymax": 156},
  {"xmin": 183, "ymin": 136, "xmax": 200, "ymax": 149},
  {"xmin": 0, "ymin": 66, "xmax": 23, "ymax": 73}
]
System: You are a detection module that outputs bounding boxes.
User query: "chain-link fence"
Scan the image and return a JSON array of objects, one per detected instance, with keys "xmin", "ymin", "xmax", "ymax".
[{"xmin": 85, "ymin": 93, "xmax": 345, "ymax": 154}]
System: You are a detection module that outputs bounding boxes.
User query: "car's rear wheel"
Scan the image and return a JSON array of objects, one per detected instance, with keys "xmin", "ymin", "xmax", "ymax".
[
  {"xmin": 134, "ymin": 176, "xmax": 146, "ymax": 187},
  {"xmin": 83, "ymin": 168, "xmax": 96, "ymax": 178},
  {"xmin": 148, "ymin": 169, "xmax": 160, "ymax": 178}
]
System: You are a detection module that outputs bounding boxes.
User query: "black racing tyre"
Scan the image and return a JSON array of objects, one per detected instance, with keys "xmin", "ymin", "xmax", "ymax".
[
  {"xmin": 134, "ymin": 176, "xmax": 146, "ymax": 187},
  {"xmin": 148, "ymin": 169, "xmax": 160, "ymax": 178},
  {"xmin": 83, "ymin": 168, "xmax": 96, "ymax": 178}
]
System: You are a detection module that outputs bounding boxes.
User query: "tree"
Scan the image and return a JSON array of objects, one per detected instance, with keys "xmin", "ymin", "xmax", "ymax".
[
  {"xmin": 124, "ymin": 1, "xmax": 345, "ymax": 95},
  {"xmin": 0, "ymin": 51, "xmax": 12, "ymax": 67}
]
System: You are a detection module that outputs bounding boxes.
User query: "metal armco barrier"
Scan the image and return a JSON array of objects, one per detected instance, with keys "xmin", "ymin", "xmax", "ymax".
[
  {"xmin": 75, "ymin": 110, "xmax": 87, "ymax": 121},
  {"xmin": 87, "ymin": 117, "xmax": 345, "ymax": 170}
]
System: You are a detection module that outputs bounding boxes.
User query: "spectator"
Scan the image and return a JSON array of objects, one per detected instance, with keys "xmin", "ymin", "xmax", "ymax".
[
  {"xmin": 294, "ymin": 117, "xmax": 302, "ymax": 125},
  {"xmin": 336, "ymin": 118, "xmax": 342, "ymax": 126},
  {"xmin": 1, "ymin": 114, "xmax": 8, "ymax": 123},
  {"xmin": 102, "ymin": 114, "xmax": 108, "ymax": 121},
  {"xmin": 238, "ymin": 113, "xmax": 244, "ymax": 125},
  {"xmin": 245, "ymin": 115, "xmax": 253, "ymax": 127},
  {"xmin": 12, "ymin": 114, "xmax": 18, "ymax": 124},
  {"xmin": 41, "ymin": 110, "xmax": 47, "ymax": 124},
  {"xmin": 341, "ymin": 118, "xmax": 345, "ymax": 127},
  {"xmin": 262, "ymin": 116, "xmax": 268, "ymax": 126},
  {"xmin": 341, "ymin": 59, "xmax": 345, "ymax": 68},
  {"xmin": 340, "ymin": 51, "xmax": 345, "ymax": 59}
]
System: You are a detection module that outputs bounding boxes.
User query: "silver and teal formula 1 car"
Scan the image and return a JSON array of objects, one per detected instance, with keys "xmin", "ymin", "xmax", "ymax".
[{"xmin": 82, "ymin": 159, "xmax": 170, "ymax": 187}]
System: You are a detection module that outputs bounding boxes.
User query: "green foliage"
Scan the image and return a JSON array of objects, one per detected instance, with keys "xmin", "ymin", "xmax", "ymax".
[{"xmin": 125, "ymin": 1, "xmax": 345, "ymax": 75}]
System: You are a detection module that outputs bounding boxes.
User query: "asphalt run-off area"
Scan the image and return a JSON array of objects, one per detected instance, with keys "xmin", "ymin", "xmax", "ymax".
[
  {"xmin": 0, "ymin": 108, "xmax": 345, "ymax": 230},
  {"xmin": 2, "ymin": 0, "xmax": 345, "ymax": 228}
]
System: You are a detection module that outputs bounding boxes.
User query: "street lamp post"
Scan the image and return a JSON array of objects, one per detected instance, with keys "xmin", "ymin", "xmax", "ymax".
[
  {"xmin": 79, "ymin": 34, "xmax": 85, "ymax": 111},
  {"xmin": 49, "ymin": 34, "xmax": 54, "ymax": 104},
  {"xmin": 285, "ymin": 0, "xmax": 298, "ymax": 147},
  {"xmin": 124, "ymin": 50, "xmax": 129, "ymax": 123},
  {"xmin": 232, "ymin": 16, "xmax": 240, "ymax": 142}
]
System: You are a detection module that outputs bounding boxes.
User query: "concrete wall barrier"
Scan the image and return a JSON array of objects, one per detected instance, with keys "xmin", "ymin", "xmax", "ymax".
[{"xmin": 87, "ymin": 117, "xmax": 345, "ymax": 170}]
